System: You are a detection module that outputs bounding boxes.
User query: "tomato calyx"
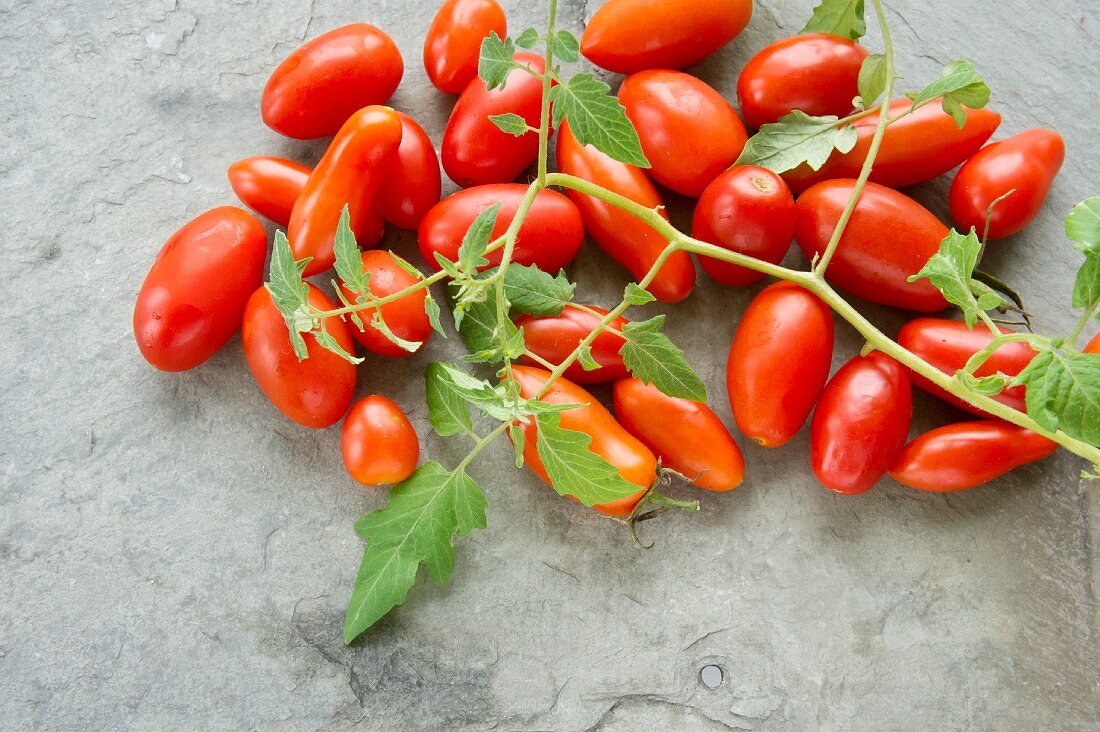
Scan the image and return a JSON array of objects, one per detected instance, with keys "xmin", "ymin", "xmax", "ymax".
[{"xmin": 612, "ymin": 464, "xmax": 700, "ymax": 549}]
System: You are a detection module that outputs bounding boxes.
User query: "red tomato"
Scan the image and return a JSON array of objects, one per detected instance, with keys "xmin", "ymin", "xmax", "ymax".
[
  {"xmin": 441, "ymin": 52, "xmax": 546, "ymax": 187},
  {"xmin": 726, "ymin": 282, "xmax": 834, "ymax": 447},
  {"xmin": 241, "ymin": 285, "xmax": 357, "ymax": 429},
  {"xmin": 517, "ymin": 305, "xmax": 629, "ymax": 384},
  {"xmin": 338, "ymin": 250, "xmax": 432, "ymax": 358},
  {"xmin": 423, "ymin": 0, "xmax": 507, "ymax": 94},
  {"xmin": 555, "ymin": 121, "xmax": 695, "ymax": 302},
  {"xmin": 737, "ymin": 34, "xmax": 868, "ymax": 130},
  {"xmin": 134, "ymin": 207, "xmax": 267, "ymax": 372},
  {"xmin": 795, "ymin": 180, "xmax": 950, "ymax": 312},
  {"xmin": 261, "ymin": 24, "xmax": 403, "ymax": 139},
  {"xmin": 509, "ymin": 366, "xmax": 655, "ymax": 517},
  {"xmin": 691, "ymin": 166, "xmax": 796, "ymax": 286},
  {"xmin": 1086, "ymin": 333, "xmax": 1100, "ymax": 355},
  {"xmin": 418, "ymin": 183, "xmax": 583, "ymax": 272},
  {"xmin": 228, "ymin": 156, "xmax": 310, "ymax": 227},
  {"xmin": 618, "ymin": 70, "xmax": 748, "ymax": 197},
  {"xmin": 810, "ymin": 352, "xmax": 912, "ymax": 495},
  {"xmin": 898, "ymin": 318, "xmax": 1036, "ymax": 417},
  {"xmin": 889, "ymin": 421, "xmax": 1056, "ymax": 492},
  {"xmin": 288, "ymin": 106, "xmax": 402, "ymax": 277},
  {"xmin": 580, "ymin": 0, "xmax": 752, "ymax": 73},
  {"xmin": 613, "ymin": 379, "xmax": 745, "ymax": 492},
  {"xmin": 949, "ymin": 129, "xmax": 1065, "ymax": 240},
  {"xmin": 341, "ymin": 395, "xmax": 420, "ymax": 485},
  {"xmin": 374, "ymin": 112, "xmax": 443, "ymax": 230},
  {"xmin": 784, "ymin": 99, "xmax": 1002, "ymax": 193}
]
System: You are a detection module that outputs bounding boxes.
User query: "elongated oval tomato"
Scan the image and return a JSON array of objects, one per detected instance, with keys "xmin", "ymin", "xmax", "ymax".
[
  {"xmin": 241, "ymin": 284, "xmax": 357, "ymax": 429},
  {"xmin": 289, "ymin": 106, "xmax": 403, "ymax": 277},
  {"xmin": 517, "ymin": 305, "xmax": 629, "ymax": 384},
  {"xmin": 228, "ymin": 156, "xmax": 310, "ymax": 227},
  {"xmin": 509, "ymin": 366, "xmax": 655, "ymax": 517},
  {"xmin": 613, "ymin": 379, "xmax": 745, "ymax": 492},
  {"xmin": 810, "ymin": 352, "xmax": 912, "ymax": 495},
  {"xmin": 618, "ymin": 70, "xmax": 748, "ymax": 197},
  {"xmin": 889, "ymin": 421, "xmax": 1056, "ymax": 492},
  {"xmin": 341, "ymin": 395, "xmax": 420, "ymax": 485},
  {"xmin": 727, "ymin": 282, "xmax": 834, "ymax": 447},
  {"xmin": 423, "ymin": 0, "xmax": 507, "ymax": 94},
  {"xmin": 949, "ymin": 129, "xmax": 1065, "ymax": 240},
  {"xmin": 692, "ymin": 166, "xmax": 795, "ymax": 286},
  {"xmin": 898, "ymin": 318, "xmax": 1036, "ymax": 416},
  {"xmin": 338, "ymin": 250, "xmax": 432, "ymax": 358},
  {"xmin": 784, "ymin": 99, "xmax": 1001, "ymax": 193},
  {"xmin": 261, "ymin": 24, "xmax": 403, "ymax": 139},
  {"xmin": 1086, "ymin": 333, "xmax": 1100, "ymax": 355},
  {"xmin": 441, "ymin": 52, "xmax": 545, "ymax": 187},
  {"xmin": 134, "ymin": 207, "xmax": 267, "ymax": 372},
  {"xmin": 737, "ymin": 34, "xmax": 868, "ymax": 130},
  {"xmin": 555, "ymin": 121, "xmax": 695, "ymax": 302},
  {"xmin": 374, "ymin": 112, "xmax": 443, "ymax": 230},
  {"xmin": 795, "ymin": 180, "xmax": 949, "ymax": 312},
  {"xmin": 418, "ymin": 183, "xmax": 583, "ymax": 272},
  {"xmin": 580, "ymin": 0, "xmax": 752, "ymax": 73}
]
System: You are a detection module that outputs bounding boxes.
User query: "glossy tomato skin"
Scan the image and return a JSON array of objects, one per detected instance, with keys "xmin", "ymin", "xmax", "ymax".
[
  {"xmin": 228, "ymin": 156, "xmax": 310, "ymax": 227},
  {"xmin": 289, "ymin": 106, "xmax": 402, "ymax": 277},
  {"xmin": 1086, "ymin": 333, "xmax": 1100, "ymax": 355},
  {"xmin": 555, "ymin": 121, "xmax": 695, "ymax": 302},
  {"xmin": 614, "ymin": 379, "xmax": 745, "ymax": 492},
  {"xmin": 726, "ymin": 282, "xmax": 834, "ymax": 447},
  {"xmin": 784, "ymin": 99, "xmax": 1001, "ymax": 193},
  {"xmin": 338, "ymin": 250, "xmax": 432, "ymax": 358},
  {"xmin": 509, "ymin": 366, "xmax": 655, "ymax": 517},
  {"xmin": 241, "ymin": 285, "xmax": 357, "ymax": 429},
  {"xmin": 618, "ymin": 70, "xmax": 748, "ymax": 197},
  {"xmin": 898, "ymin": 318, "xmax": 1036, "ymax": 416},
  {"xmin": 810, "ymin": 352, "xmax": 913, "ymax": 495},
  {"xmin": 889, "ymin": 421, "xmax": 1056, "ymax": 492},
  {"xmin": 795, "ymin": 180, "xmax": 950, "ymax": 312},
  {"xmin": 374, "ymin": 112, "xmax": 442, "ymax": 230},
  {"xmin": 692, "ymin": 166, "xmax": 796, "ymax": 286},
  {"xmin": 134, "ymin": 207, "xmax": 267, "ymax": 372},
  {"xmin": 580, "ymin": 0, "xmax": 752, "ymax": 73},
  {"xmin": 261, "ymin": 24, "xmax": 403, "ymax": 139},
  {"xmin": 737, "ymin": 34, "xmax": 868, "ymax": 129},
  {"xmin": 418, "ymin": 183, "xmax": 583, "ymax": 272},
  {"xmin": 441, "ymin": 52, "xmax": 546, "ymax": 187},
  {"xmin": 424, "ymin": 0, "xmax": 507, "ymax": 94},
  {"xmin": 341, "ymin": 395, "xmax": 420, "ymax": 485},
  {"xmin": 949, "ymin": 129, "xmax": 1065, "ymax": 240},
  {"xmin": 517, "ymin": 305, "xmax": 629, "ymax": 384}
]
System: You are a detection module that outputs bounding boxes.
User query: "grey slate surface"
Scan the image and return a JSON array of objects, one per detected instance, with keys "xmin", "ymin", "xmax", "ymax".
[{"xmin": 2, "ymin": 0, "xmax": 1099, "ymax": 729}]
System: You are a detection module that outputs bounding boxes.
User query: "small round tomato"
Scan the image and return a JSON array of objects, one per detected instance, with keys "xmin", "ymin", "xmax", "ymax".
[
  {"xmin": 889, "ymin": 421, "xmax": 1056, "ymax": 492},
  {"xmin": 517, "ymin": 305, "xmax": 629, "ymax": 384},
  {"xmin": 134, "ymin": 207, "xmax": 267, "ymax": 372},
  {"xmin": 949, "ymin": 129, "xmax": 1065, "ymax": 240},
  {"xmin": 262, "ymin": 24, "xmax": 403, "ymax": 139},
  {"xmin": 241, "ymin": 284, "xmax": 357, "ymax": 429},
  {"xmin": 228, "ymin": 156, "xmax": 310, "ymax": 227},
  {"xmin": 338, "ymin": 250, "xmax": 432, "ymax": 358},
  {"xmin": 737, "ymin": 34, "xmax": 868, "ymax": 130},
  {"xmin": 374, "ymin": 112, "xmax": 443, "ymax": 230},
  {"xmin": 795, "ymin": 180, "xmax": 949, "ymax": 312},
  {"xmin": 423, "ymin": 0, "xmax": 507, "ymax": 94},
  {"xmin": 1086, "ymin": 333, "xmax": 1100, "ymax": 355},
  {"xmin": 614, "ymin": 378, "xmax": 745, "ymax": 492},
  {"xmin": 810, "ymin": 352, "xmax": 913, "ymax": 495},
  {"xmin": 692, "ymin": 166, "xmax": 795, "ymax": 286},
  {"xmin": 618, "ymin": 70, "xmax": 748, "ymax": 197},
  {"xmin": 418, "ymin": 183, "xmax": 583, "ymax": 272},
  {"xmin": 727, "ymin": 282, "xmax": 834, "ymax": 447},
  {"xmin": 581, "ymin": 0, "xmax": 752, "ymax": 73},
  {"xmin": 341, "ymin": 395, "xmax": 420, "ymax": 485}
]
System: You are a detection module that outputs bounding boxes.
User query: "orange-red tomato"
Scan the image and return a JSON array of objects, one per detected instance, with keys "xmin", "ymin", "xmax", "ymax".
[
  {"xmin": 134, "ymin": 207, "xmax": 267, "ymax": 372},
  {"xmin": 1086, "ymin": 333, "xmax": 1100, "ymax": 355},
  {"xmin": 423, "ymin": 0, "xmax": 507, "ymax": 94},
  {"xmin": 374, "ymin": 112, "xmax": 443, "ymax": 230},
  {"xmin": 228, "ymin": 156, "xmax": 311, "ymax": 227},
  {"xmin": 613, "ymin": 378, "xmax": 745, "ymax": 492},
  {"xmin": 261, "ymin": 24, "xmax": 403, "ymax": 139},
  {"xmin": 338, "ymin": 250, "xmax": 432, "ymax": 358},
  {"xmin": 580, "ymin": 0, "xmax": 752, "ymax": 73},
  {"xmin": 341, "ymin": 395, "xmax": 420, "ymax": 485},
  {"xmin": 727, "ymin": 282, "xmax": 834, "ymax": 447},
  {"xmin": 517, "ymin": 305, "xmax": 629, "ymax": 384},
  {"xmin": 241, "ymin": 285, "xmax": 357, "ymax": 429}
]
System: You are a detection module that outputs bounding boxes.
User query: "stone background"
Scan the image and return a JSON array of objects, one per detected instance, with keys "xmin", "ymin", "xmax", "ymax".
[{"xmin": 2, "ymin": 0, "xmax": 1098, "ymax": 729}]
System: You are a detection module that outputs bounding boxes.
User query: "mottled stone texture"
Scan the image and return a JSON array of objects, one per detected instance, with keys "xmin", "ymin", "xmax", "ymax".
[{"xmin": 1, "ymin": 0, "xmax": 1098, "ymax": 729}]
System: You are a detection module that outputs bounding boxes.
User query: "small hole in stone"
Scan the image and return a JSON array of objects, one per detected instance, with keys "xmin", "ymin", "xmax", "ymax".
[{"xmin": 700, "ymin": 664, "xmax": 723, "ymax": 689}]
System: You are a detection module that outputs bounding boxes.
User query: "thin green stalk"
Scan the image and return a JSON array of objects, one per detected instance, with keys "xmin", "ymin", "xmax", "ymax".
[
  {"xmin": 961, "ymin": 332, "xmax": 1044, "ymax": 374},
  {"xmin": 536, "ymin": 0, "xmax": 557, "ymax": 185},
  {"xmin": 1069, "ymin": 301, "xmax": 1099, "ymax": 346}
]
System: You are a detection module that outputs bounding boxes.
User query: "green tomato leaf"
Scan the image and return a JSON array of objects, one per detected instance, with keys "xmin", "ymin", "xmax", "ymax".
[
  {"xmin": 957, "ymin": 370, "xmax": 1007, "ymax": 396},
  {"xmin": 1073, "ymin": 254, "xmax": 1100, "ymax": 317},
  {"xmin": 534, "ymin": 412, "xmax": 647, "ymax": 507},
  {"xmin": 478, "ymin": 32, "xmax": 517, "ymax": 91},
  {"xmin": 313, "ymin": 323, "xmax": 363, "ymax": 365},
  {"xmin": 577, "ymin": 344, "xmax": 601, "ymax": 372},
  {"xmin": 515, "ymin": 27, "xmax": 539, "ymax": 49},
  {"xmin": 332, "ymin": 205, "xmax": 370, "ymax": 294},
  {"xmin": 548, "ymin": 29, "xmax": 580, "ymax": 62},
  {"xmin": 502, "ymin": 265, "xmax": 576, "ymax": 317},
  {"xmin": 549, "ymin": 73, "xmax": 649, "ymax": 168},
  {"xmin": 424, "ymin": 293, "xmax": 448, "ymax": 338},
  {"xmin": 265, "ymin": 230, "xmax": 312, "ymax": 361},
  {"xmin": 455, "ymin": 287, "xmax": 500, "ymax": 357},
  {"xmin": 624, "ymin": 282, "xmax": 657, "ymax": 306},
  {"xmin": 425, "ymin": 362, "xmax": 475, "ymax": 438},
  {"xmin": 458, "ymin": 203, "xmax": 500, "ymax": 276},
  {"xmin": 508, "ymin": 423, "xmax": 526, "ymax": 468},
  {"xmin": 909, "ymin": 228, "xmax": 1005, "ymax": 327},
  {"xmin": 801, "ymin": 0, "xmax": 866, "ymax": 40},
  {"xmin": 734, "ymin": 110, "xmax": 858, "ymax": 175},
  {"xmin": 1012, "ymin": 346, "xmax": 1100, "ymax": 445},
  {"xmin": 431, "ymin": 363, "xmax": 515, "ymax": 422},
  {"xmin": 1066, "ymin": 197, "xmax": 1100, "ymax": 255},
  {"xmin": 489, "ymin": 113, "xmax": 531, "ymax": 137},
  {"xmin": 857, "ymin": 53, "xmax": 888, "ymax": 106},
  {"xmin": 908, "ymin": 60, "xmax": 990, "ymax": 129},
  {"xmin": 371, "ymin": 310, "xmax": 421, "ymax": 353},
  {"xmin": 619, "ymin": 315, "xmax": 707, "ymax": 402}
]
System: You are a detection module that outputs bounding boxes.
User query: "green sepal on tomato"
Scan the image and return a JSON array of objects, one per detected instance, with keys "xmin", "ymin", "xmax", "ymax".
[
  {"xmin": 517, "ymin": 305, "xmax": 629, "ymax": 384},
  {"xmin": 423, "ymin": 0, "xmax": 507, "ymax": 94},
  {"xmin": 338, "ymin": 250, "xmax": 433, "ymax": 358},
  {"xmin": 341, "ymin": 395, "xmax": 420, "ymax": 486}
]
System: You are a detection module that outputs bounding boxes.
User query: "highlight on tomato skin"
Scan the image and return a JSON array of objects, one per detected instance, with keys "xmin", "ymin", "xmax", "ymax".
[
  {"xmin": 341, "ymin": 396, "xmax": 420, "ymax": 486},
  {"xmin": 423, "ymin": 0, "xmax": 507, "ymax": 94},
  {"xmin": 517, "ymin": 305, "xmax": 630, "ymax": 384}
]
